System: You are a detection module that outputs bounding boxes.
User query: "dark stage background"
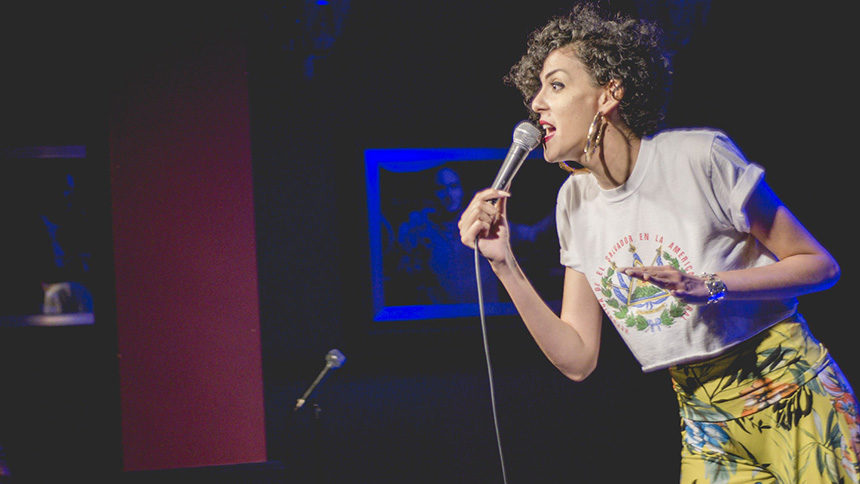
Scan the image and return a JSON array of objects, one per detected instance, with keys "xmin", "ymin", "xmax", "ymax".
[{"xmin": 0, "ymin": 1, "xmax": 856, "ymax": 483}]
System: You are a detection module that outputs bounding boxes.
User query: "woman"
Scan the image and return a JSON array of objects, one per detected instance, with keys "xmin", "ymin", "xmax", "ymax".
[{"xmin": 458, "ymin": 3, "xmax": 860, "ymax": 482}]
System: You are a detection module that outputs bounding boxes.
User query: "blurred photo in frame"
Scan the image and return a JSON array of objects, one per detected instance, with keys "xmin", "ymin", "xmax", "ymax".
[
  {"xmin": 0, "ymin": 146, "xmax": 97, "ymax": 326},
  {"xmin": 366, "ymin": 148, "xmax": 563, "ymax": 322}
]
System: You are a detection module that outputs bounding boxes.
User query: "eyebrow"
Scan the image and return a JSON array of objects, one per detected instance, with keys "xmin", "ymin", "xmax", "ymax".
[{"xmin": 542, "ymin": 68, "xmax": 566, "ymax": 81}]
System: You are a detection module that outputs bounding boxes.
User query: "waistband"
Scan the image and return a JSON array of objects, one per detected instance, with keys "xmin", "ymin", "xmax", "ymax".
[{"xmin": 669, "ymin": 318, "xmax": 831, "ymax": 422}]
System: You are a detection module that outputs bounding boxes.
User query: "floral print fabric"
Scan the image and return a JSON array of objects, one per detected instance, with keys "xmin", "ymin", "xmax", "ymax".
[{"xmin": 670, "ymin": 320, "xmax": 860, "ymax": 483}]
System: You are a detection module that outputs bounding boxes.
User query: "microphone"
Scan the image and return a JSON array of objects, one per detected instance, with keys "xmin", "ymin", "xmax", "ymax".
[
  {"xmin": 294, "ymin": 349, "xmax": 346, "ymax": 411},
  {"xmin": 490, "ymin": 120, "xmax": 542, "ymax": 193},
  {"xmin": 325, "ymin": 348, "xmax": 346, "ymax": 369}
]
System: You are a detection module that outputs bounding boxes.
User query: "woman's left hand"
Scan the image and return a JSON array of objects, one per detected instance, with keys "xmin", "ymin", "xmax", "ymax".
[{"xmin": 619, "ymin": 266, "xmax": 711, "ymax": 305}]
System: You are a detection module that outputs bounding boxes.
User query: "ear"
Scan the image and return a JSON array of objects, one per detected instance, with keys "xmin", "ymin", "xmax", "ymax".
[{"xmin": 598, "ymin": 79, "xmax": 623, "ymax": 116}]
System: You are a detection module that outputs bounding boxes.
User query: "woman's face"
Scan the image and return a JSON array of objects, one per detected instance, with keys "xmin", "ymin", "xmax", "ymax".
[{"xmin": 530, "ymin": 47, "xmax": 603, "ymax": 164}]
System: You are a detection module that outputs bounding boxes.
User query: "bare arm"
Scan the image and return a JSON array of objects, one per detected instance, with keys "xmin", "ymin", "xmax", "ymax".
[
  {"xmin": 718, "ymin": 179, "xmax": 839, "ymax": 298},
  {"xmin": 622, "ymin": 179, "xmax": 840, "ymax": 303},
  {"xmin": 493, "ymin": 259, "xmax": 604, "ymax": 381},
  {"xmin": 460, "ymin": 188, "xmax": 604, "ymax": 381}
]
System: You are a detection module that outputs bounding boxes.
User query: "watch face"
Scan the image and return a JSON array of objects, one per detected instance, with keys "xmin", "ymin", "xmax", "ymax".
[{"xmin": 705, "ymin": 275, "xmax": 726, "ymax": 303}]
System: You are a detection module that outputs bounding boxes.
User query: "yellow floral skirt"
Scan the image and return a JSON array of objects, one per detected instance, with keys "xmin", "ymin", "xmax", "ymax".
[{"xmin": 669, "ymin": 320, "xmax": 860, "ymax": 483}]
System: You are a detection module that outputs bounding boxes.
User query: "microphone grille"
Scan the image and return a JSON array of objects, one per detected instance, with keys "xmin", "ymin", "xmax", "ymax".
[
  {"xmin": 325, "ymin": 349, "xmax": 346, "ymax": 369},
  {"xmin": 512, "ymin": 121, "xmax": 542, "ymax": 150}
]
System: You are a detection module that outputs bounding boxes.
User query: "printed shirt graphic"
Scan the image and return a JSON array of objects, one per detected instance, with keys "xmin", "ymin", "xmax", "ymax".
[
  {"xmin": 556, "ymin": 129, "xmax": 798, "ymax": 372},
  {"xmin": 598, "ymin": 236, "xmax": 692, "ymax": 334}
]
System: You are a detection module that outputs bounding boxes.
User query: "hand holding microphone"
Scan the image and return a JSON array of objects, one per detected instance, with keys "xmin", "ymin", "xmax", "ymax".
[{"xmin": 458, "ymin": 120, "xmax": 541, "ymax": 258}]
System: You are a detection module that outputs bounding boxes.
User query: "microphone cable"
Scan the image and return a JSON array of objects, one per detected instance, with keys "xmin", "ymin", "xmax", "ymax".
[{"xmin": 474, "ymin": 237, "xmax": 509, "ymax": 484}]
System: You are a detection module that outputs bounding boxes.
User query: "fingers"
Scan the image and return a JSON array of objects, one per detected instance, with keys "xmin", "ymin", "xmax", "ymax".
[
  {"xmin": 468, "ymin": 188, "xmax": 511, "ymax": 211},
  {"xmin": 620, "ymin": 266, "xmax": 681, "ymax": 286},
  {"xmin": 620, "ymin": 266, "xmax": 708, "ymax": 305},
  {"xmin": 458, "ymin": 189, "xmax": 510, "ymax": 245},
  {"xmin": 460, "ymin": 219, "xmax": 491, "ymax": 248}
]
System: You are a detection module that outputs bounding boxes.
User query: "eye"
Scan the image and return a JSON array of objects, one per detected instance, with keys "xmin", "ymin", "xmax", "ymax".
[{"xmin": 550, "ymin": 81, "xmax": 565, "ymax": 91}]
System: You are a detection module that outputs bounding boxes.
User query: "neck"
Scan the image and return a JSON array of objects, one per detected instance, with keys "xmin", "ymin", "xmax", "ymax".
[{"xmin": 586, "ymin": 122, "xmax": 641, "ymax": 190}]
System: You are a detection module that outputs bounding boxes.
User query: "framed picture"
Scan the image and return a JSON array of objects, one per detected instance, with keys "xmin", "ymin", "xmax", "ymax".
[
  {"xmin": 366, "ymin": 147, "xmax": 563, "ymax": 322},
  {"xmin": 0, "ymin": 146, "xmax": 96, "ymax": 326}
]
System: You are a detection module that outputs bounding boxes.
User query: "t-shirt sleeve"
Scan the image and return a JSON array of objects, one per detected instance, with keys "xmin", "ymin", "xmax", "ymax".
[{"xmin": 708, "ymin": 132, "xmax": 765, "ymax": 233}]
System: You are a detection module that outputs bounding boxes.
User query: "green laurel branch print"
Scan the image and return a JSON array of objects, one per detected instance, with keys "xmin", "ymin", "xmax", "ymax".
[{"xmin": 600, "ymin": 258, "xmax": 690, "ymax": 331}]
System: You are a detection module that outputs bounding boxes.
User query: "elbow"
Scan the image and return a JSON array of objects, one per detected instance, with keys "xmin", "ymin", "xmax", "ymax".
[
  {"xmin": 824, "ymin": 258, "xmax": 841, "ymax": 289},
  {"xmin": 565, "ymin": 371, "xmax": 592, "ymax": 383},
  {"xmin": 800, "ymin": 252, "xmax": 841, "ymax": 293},
  {"xmin": 558, "ymin": 358, "xmax": 597, "ymax": 382},
  {"xmin": 814, "ymin": 252, "xmax": 841, "ymax": 291}
]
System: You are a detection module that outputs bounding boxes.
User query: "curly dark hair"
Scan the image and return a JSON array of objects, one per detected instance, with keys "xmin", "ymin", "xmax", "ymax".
[{"xmin": 505, "ymin": 2, "xmax": 672, "ymax": 137}]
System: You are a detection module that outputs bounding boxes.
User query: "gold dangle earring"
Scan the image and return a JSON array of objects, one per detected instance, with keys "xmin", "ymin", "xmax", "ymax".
[
  {"xmin": 559, "ymin": 111, "xmax": 604, "ymax": 176},
  {"xmin": 583, "ymin": 111, "xmax": 604, "ymax": 160}
]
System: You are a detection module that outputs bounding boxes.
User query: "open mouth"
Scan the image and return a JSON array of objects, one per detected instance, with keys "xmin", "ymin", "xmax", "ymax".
[{"xmin": 539, "ymin": 121, "xmax": 555, "ymax": 142}]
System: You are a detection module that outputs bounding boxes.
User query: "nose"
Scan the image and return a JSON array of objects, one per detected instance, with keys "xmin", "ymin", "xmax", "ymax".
[{"xmin": 530, "ymin": 86, "xmax": 547, "ymax": 113}]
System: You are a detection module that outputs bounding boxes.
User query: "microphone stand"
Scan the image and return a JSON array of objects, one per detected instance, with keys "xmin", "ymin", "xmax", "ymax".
[
  {"xmin": 286, "ymin": 350, "xmax": 345, "ymax": 484},
  {"xmin": 294, "ymin": 349, "xmax": 345, "ymax": 412},
  {"xmin": 294, "ymin": 366, "xmax": 331, "ymax": 412}
]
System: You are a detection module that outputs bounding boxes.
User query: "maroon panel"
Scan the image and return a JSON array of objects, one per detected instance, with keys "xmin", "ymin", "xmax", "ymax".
[{"xmin": 110, "ymin": 39, "xmax": 266, "ymax": 471}]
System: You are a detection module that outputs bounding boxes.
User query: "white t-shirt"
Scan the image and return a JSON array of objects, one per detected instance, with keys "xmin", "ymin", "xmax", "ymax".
[{"xmin": 556, "ymin": 128, "xmax": 798, "ymax": 372}]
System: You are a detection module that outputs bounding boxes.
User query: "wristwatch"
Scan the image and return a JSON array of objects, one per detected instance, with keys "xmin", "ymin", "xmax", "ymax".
[{"xmin": 701, "ymin": 273, "xmax": 727, "ymax": 304}]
